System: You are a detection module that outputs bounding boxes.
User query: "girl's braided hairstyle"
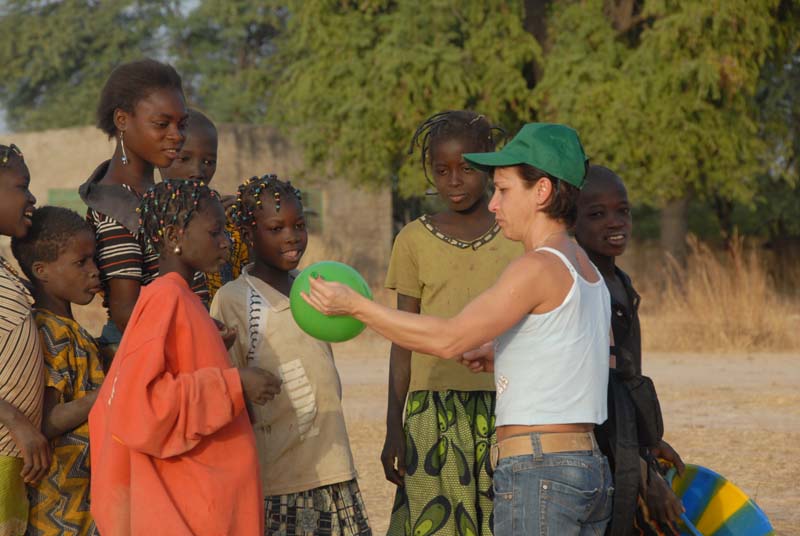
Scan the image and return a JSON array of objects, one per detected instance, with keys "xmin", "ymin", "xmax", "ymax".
[
  {"xmin": 408, "ymin": 110, "xmax": 504, "ymax": 186},
  {"xmin": 231, "ymin": 174, "xmax": 302, "ymax": 230},
  {"xmin": 138, "ymin": 179, "xmax": 219, "ymax": 250},
  {"xmin": 0, "ymin": 144, "xmax": 24, "ymax": 167}
]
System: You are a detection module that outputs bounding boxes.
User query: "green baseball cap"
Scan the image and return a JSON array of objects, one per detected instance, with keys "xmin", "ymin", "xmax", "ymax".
[{"xmin": 464, "ymin": 123, "xmax": 588, "ymax": 188}]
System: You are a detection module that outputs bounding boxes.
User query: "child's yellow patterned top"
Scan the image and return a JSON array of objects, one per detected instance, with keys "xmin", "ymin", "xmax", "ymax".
[
  {"xmin": 28, "ymin": 308, "xmax": 103, "ymax": 534},
  {"xmin": 206, "ymin": 221, "xmax": 250, "ymax": 299}
]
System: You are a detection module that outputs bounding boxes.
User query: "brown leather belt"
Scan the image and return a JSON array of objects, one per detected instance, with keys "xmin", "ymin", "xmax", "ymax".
[{"xmin": 490, "ymin": 432, "xmax": 596, "ymax": 470}]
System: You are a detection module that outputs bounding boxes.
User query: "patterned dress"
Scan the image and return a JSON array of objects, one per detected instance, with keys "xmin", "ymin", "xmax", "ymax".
[
  {"xmin": 26, "ymin": 310, "xmax": 104, "ymax": 536},
  {"xmin": 385, "ymin": 217, "xmax": 522, "ymax": 536}
]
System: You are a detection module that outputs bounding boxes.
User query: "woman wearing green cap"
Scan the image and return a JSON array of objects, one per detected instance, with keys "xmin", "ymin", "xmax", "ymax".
[{"xmin": 302, "ymin": 123, "xmax": 614, "ymax": 535}]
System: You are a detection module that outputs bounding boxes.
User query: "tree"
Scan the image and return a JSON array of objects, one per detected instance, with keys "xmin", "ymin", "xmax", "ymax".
[
  {"xmin": 271, "ymin": 0, "xmax": 539, "ymax": 197},
  {"xmin": 0, "ymin": 0, "xmax": 172, "ymax": 132},
  {"xmin": 171, "ymin": 1, "xmax": 286, "ymax": 123},
  {"xmin": 535, "ymin": 0, "xmax": 795, "ymax": 257}
]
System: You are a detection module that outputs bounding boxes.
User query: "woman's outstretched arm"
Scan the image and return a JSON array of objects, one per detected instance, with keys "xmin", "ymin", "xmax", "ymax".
[{"xmin": 304, "ymin": 253, "xmax": 553, "ymax": 358}]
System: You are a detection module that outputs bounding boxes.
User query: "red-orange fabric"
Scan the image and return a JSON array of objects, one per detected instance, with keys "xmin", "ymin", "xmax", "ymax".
[{"xmin": 89, "ymin": 272, "xmax": 262, "ymax": 535}]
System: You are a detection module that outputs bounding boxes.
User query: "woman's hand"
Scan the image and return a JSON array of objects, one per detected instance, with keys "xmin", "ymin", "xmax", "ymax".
[
  {"xmin": 459, "ymin": 341, "xmax": 495, "ymax": 373},
  {"xmin": 301, "ymin": 276, "xmax": 360, "ymax": 317}
]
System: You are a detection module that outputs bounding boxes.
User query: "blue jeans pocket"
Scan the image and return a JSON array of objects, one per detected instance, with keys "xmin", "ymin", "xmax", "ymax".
[
  {"xmin": 540, "ymin": 478, "xmax": 600, "ymax": 519},
  {"xmin": 492, "ymin": 459, "xmax": 514, "ymax": 535}
]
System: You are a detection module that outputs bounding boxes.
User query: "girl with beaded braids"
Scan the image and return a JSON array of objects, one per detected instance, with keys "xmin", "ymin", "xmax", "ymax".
[
  {"xmin": 210, "ymin": 175, "xmax": 371, "ymax": 536},
  {"xmin": 89, "ymin": 179, "xmax": 280, "ymax": 535},
  {"xmin": 381, "ymin": 111, "xmax": 522, "ymax": 535}
]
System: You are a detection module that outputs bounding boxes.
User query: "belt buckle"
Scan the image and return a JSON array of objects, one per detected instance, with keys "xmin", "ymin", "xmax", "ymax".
[{"xmin": 490, "ymin": 443, "xmax": 499, "ymax": 471}]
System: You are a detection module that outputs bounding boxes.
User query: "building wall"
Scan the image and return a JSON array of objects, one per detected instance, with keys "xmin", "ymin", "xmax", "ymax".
[{"xmin": 0, "ymin": 124, "xmax": 392, "ymax": 285}]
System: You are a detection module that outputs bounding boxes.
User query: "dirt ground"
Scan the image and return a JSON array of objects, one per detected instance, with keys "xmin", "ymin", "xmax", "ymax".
[{"xmin": 333, "ymin": 334, "xmax": 800, "ymax": 535}]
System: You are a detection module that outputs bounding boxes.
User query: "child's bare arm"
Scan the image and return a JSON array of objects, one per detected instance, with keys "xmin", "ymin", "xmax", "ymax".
[
  {"xmin": 0, "ymin": 399, "xmax": 50, "ymax": 483},
  {"xmin": 382, "ymin": 294, "xmax": 419, "ymax": 486},
  {"xmin": 40, "ymin": 386, "xmax": 100, "ymax": 440},
  {"xmin": 106, "ymin": 278, "xmax": 141, "ymax": 333}
]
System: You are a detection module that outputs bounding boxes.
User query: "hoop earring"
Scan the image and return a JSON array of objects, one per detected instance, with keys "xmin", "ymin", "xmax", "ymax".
[
  {"xmin": 173, "ymin": 245, "xmax": 182, "ymax": 255},
  {"xmin": 119, "ymin": 132, "xmax": 128, "ymax": 165}
]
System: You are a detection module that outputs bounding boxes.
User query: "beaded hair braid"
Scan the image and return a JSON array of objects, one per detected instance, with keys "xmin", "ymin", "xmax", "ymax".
[
  {"xmin": 138, "ymin": 179, "xmax": 219, "ymax": 250},
  {"xmin": 231, "ymin": 174, "xmax": 302, "ymax": 230},
  {"xmin": 0, "ymin": 144, "xmax": 23, "ymax": 166},
  {"xmin": 408, "ymin": 110, "xmax": 504, "ymax": 186}
]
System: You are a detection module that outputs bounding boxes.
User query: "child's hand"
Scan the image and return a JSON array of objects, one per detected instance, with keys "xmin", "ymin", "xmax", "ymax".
[
  {"xmin": 213, "ymin": 319, "xmax": 238, "ymax": 350},
  {"xmin": 650, "ymin": 440, "xmax": 685, "ymax": 476},
  {"xmin": 458, "ymin": 341, "xmax": 495, "ymax": 373},
  {"xmin": 240, "ymin": 367, "xmax": 282, "ymax": 405},
  {"xmin": 301, "ymin": 276, "xmax": 359, "ymax": 316},
  {"xmin": 381, "ymin": 423, "xmax": 406, "ymax": 486},
  {"xmin": 9, "ymin": 416, "xmax": 51, "ymax": 484},
  {"xmin": 645, "ymin": 471, "xmax": 685, "ymax": 526}
]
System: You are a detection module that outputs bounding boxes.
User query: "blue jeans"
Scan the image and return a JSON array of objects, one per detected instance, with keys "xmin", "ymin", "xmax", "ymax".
[{"xmin": 492, "ymin": 433, "xmax": 613, "ymax": 536}]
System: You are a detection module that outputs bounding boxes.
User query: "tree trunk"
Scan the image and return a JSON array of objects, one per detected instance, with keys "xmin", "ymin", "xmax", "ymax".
[
  {"xmin": 523, "ymin": 0, "xmax": 553, "ymax": 83},
  {"xmin": 660, "ymin": 196, "xmax": 690, "ymax": 264}
]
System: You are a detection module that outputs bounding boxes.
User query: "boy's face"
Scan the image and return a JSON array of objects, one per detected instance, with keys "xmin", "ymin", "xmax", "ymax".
[
  {"xmin": 245, "ymin": 196, "xmax": 308, "ymax": 273},
  {"xmin": 176, "ymin": 198, "xmax": 230, "ymax": 273},
  {"xmin": 574, "ymin": 178, "xmax": 632, "ymax": 258},
  {"xmin": 36, "ymin": 230, "xmax": 101, "ymax": 306},
  {"xmin": 430, "ymin": 137, "xmax": 489, "ymax": 213},
  {"xmin": 0, "ymin": 158, "xmax": 36, "ymax": 238},
  {"xmin": 160, "ymin": 124, "xmax": 218, "ymax": 183}
]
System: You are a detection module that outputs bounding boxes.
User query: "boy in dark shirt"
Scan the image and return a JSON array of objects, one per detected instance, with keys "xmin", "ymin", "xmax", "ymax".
[{"xmin": 575, "ymin": 165, "xmax": 685, "ymax": 535}]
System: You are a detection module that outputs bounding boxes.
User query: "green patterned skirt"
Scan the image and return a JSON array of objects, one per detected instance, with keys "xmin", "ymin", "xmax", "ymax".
[{"xmin": 388, "ymin": 390, "xmax": 496, "ymax": 536}]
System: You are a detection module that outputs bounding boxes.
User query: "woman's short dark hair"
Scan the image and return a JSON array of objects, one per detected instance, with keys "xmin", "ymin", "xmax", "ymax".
[
  {"xmin": 517, "ymin": 164, "xmax": 581, "ymax": 227},
  {"xmin": 96, "ymin": 59, "xmax": 184, "ymax": 138}
]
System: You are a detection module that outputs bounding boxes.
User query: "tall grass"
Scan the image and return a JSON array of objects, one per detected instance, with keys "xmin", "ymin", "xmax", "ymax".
[{"xmin": 639, "ymin": 234, "xmax": 800, "ymax": 352}]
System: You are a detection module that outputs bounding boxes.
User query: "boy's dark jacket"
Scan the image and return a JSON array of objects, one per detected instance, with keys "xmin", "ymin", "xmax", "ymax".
[{"xmin": 595, "ymin": 267, "xmax": 665, "ymax": 536}]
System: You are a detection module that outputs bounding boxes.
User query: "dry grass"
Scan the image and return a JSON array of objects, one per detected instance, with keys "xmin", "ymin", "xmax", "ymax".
[{"xmin": 639, "ymin": 235, "xmax": 800, "ymax": 352}]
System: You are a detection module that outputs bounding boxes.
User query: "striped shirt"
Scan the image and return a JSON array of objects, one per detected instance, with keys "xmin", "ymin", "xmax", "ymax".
[
  {"xmin": 0, "ymin": 260, "xmax": 43, "ymax": 457},
  {"xmin": 86, "ymin": 184, "xmax": 209, "ymax": 307}
]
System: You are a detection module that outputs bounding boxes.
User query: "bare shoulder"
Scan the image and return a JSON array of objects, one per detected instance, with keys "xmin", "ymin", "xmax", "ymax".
[
  {"xmin": 503, "ymin": 249, "xmax": 565, "ymax": 282},
  {"xmin": 494, "ymin": 251, "xmax": 563, "ymax": 296}
]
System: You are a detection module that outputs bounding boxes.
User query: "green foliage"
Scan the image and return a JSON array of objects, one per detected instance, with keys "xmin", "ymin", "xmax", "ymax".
[
  {"xmin": 271, "ymin": 0, "xmax": 539, "ymax": 196},
  {"xmin": 0, "ymin": 0, "xmax": 171, "ymax": 132},
  {"xmin": 171, "ymin": 1, "xmax": 285, "ymax": 122},
  {"xmin": 536, "ymin": 0, "xmax": 792, "ymax": 208}
]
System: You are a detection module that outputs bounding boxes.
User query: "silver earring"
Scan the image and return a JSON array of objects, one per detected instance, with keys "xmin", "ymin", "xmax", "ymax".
[
  {"xmin": 173, "ymin": 245, "xmax": 182, "ymax": 255},
  {"xmin": 120, "ymin": 132, "xmax": 128, "ymax": 165}
]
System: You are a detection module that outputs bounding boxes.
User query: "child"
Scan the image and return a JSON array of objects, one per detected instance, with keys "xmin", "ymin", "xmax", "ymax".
[
  {"xmin": 88, "ymin": 180, "xmax": 281, "ymax": 535},
  {"xmin": 11, "ymin": 206, "xmax": 104, "ymax": 535},
  {"xmin": 210, "ymin": 175, "xmax": 370, "ymax": 535},
  {"xmin": 574, "ymin": 165, "xmax": 685, "ymax": 536},
  {"xmin": 159, "ymin": 108, "xmax": 249, "ymax": 299},
  {"xmin": 383, "ymin": 111, "xmax": 521, "ymax": 535},
  {"xmin": 78, "ymin": 59, "xmax": 207, "ymax": 363},
  {"xmin": 0, "ymin": 144, "xmax": 49, "ymax": 536}
]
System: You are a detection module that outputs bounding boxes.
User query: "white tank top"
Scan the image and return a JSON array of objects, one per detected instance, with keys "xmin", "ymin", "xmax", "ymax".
[{"xmin": 494, "ymin": 247, "xmax": 611, "ymax": 426}]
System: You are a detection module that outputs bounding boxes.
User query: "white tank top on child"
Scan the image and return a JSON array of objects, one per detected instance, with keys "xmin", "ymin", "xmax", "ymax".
[{"xmin": 494, "ymin": 247, "xmax": 611, "ymax": 427}]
